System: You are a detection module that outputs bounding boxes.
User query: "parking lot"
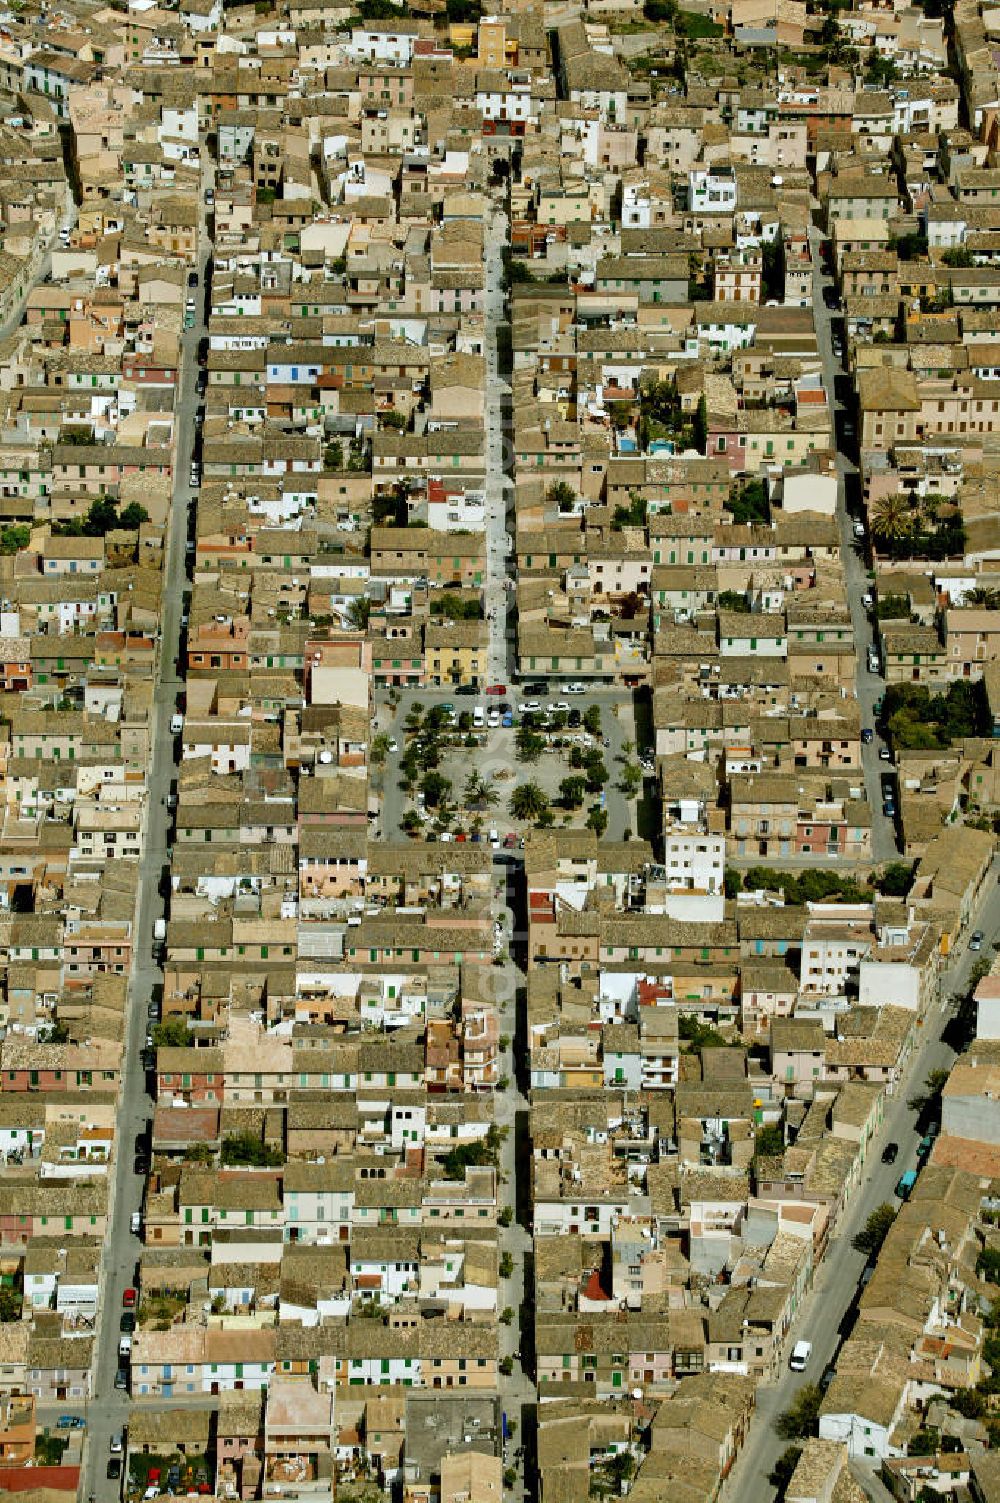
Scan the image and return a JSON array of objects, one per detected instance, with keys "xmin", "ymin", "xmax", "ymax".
[{"xmin": 374, "ymin": 684, "xmax": 646, "ymax": 844}]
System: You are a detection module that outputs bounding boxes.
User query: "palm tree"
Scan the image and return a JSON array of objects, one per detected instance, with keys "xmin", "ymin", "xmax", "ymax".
[
  {"xmin": 965, "ymin": 587, "xmax": 1000, "ymax": 609},
  {"xmin": 464, "ymin": 771, "xmax": 497, "ymax": 809},
  {"xmin": 870, "ymin": 494, "xmax": 914, "ymax": 543},
  {"xmin": 509, "ymin": 782, "xmax": 549, "ymax": 823}
]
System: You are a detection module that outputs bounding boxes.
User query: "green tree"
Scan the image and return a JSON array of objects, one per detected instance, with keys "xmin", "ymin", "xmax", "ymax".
[
  {"xmin": 559, "ymin": 775, "xmax": 586, "ymax": 809},
  {"xmin": 509, "ymin": 782, "xmax": 549, "ymax": 822},
  {"xmin": 586, "ymin": 806, "xmax": 608, "ymax": 837},
  {"xmin": 874, "ymin": 861, "xmax": 915, "ymax": 897},
  {"xmin": 347, "ymin": 597, "xmax": 372, "ymax": 631},
  {"xmin": 727, "ymin": 478, "xmax": 768, "ymax": 525},
  {"xmin": 769, "ymin": 1447, "xmax": 803, "ymax": 1496},
  {"xmin": 324, "ymin": 440, "xmax": 344, "ymax": 470},
  {"xmin": 0, "ymin": 525, "xmax": 29, "ymax": 554},
  {"xmin": 692, "ymin": 393, "xmax": 708, "ymax": 453},
  {"xmin": 874, "ymin": 593, "xmax": 911, "ymax": 620},
  {"xmin": 118, "ymin": 502, "xmax": 150, "ymax": 530},
  {"xmin": 775, "ymin": 1385, "xmax": 822, "ymax": 1441},
  {"xmin": 221, "ymin": 1132, "xmax": 284, "ymax": 1167},
  {"xmin": 516, "ymin": 726, "xmax": 546, "ymax": 763},
  {"xmin": 583, "ymin": 705, "xmax": 602, "ymax": 737},
  {"xmin": 852, "ymin": 1203, "xmax": 896, "ymax": 1258},
  {"xmin": 401, "ymin": 809, "xmax": 422, "ymax": 836},
  {"xmin": 370, "ymin": 733, "xmax": 390, "ymax": 766},
  {"xmin": 152, "ymin": 1017, "xmax": 189, "ymax": 1048},
  {"xmin": 499, "ymin": 1251, "xmax": 514, "ymax": 1278},
  {"xmin": 942, "ymin": 246, "xmax": 974, "ymax": 268},
  {"xmin": 618, "ymin": 763, "xmax": 642, "ymax": 797},
  {"xmin": 908, "ymin": 1430, "xmax": 940, "ymax": 1456},
  {"xmin": 464, "ymin": 771, "xmax": 497, "ymax": 809},
  {"xmin": 762, "ymin": 236, "xmax": 786, "ymax": 303},
  {"xmin": 0, "ymin": 1286, "xmax": 21, "ymax": 1322},
  {"xmin": 871, "ymin": 493, "xmax": 914, "ymax": 543},
  {"xmin": 718, "ymin": 589, "xmax": 750, "ymax": 613},
  {"xmin": 679, "ymin": 1015, "xmax": 728, "ymax": 1053},
  {"xmin": 547, "ymin": 481, "xmax": 576, "ymax": 512},
  {"xmin": 755, "ymin": 1123, "xmax": 785, "ymax": 1158},
  {"xmin": 420, "ymin": 771, "xmax": 451, "ymax": 809},
  {"xmin": 584, "ymin": 755, "xmax": 608, "ymax": 793}
]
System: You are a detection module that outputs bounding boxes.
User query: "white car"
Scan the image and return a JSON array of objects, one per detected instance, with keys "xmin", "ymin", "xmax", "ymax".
[
  {"xmin": 387, "ymin": 738, "xmax": 398, "ymax": 753},
  {"xmin": 852, "ymin": 522, "xmax": 865, "ymax": 540},
  {"xmin": 547, "ymin": 701, "xmax": 570, "ymax": 714},
  {"xmin": 566, "ymin": 682, "xmax": 586, "ymax": 694},
  {"xmin": 518, "ymin": 701, "xmax": 540, "ymax": 715},
  {"xmin": 487, "ymin": 710, "xmax": 500, "ymax": 728}
]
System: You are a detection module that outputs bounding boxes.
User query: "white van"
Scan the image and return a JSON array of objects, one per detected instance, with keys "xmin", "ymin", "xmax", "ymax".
[
  {"xmin": 472, "ymin": 706, "xmax": 485, "ymax": 728},
  {"xmin": 789, "ymin": 1340, "xmax": 812, "ymax": 1372},
  {"xmin": 130, "ymin": 1211, "xmax": 141, "ymax": 1235}
]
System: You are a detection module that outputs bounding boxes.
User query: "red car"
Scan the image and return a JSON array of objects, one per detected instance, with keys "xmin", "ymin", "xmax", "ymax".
[
  {"xmin": 122, "ymin": 1287, "xmax": 137, "ymax": 1309},
  {"xmin": 485, "ymin": 683, "xmax": 506, "ymax": 696}
]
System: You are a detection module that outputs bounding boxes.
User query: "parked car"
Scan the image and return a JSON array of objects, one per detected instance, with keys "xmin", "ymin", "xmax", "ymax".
[
  {"xmin": 896, "ymin": 1169, "xmax": 917, "ymax": 1199},
  {"xmin": 789, "ymin": 1340, "xmax": 812, "ymax": 1372},
  {"xmin": 862, "ymin": 591, "xmax": 874, "ymax": 610},
  {"xmin": 485, "ymin": 683, "xmax": 506, "ymax": 696},
  {"xmin": 487, "ymin": 710, "xmax": 500, "ymax": 728},
  {"xmin": 881, "ymin": 1141, "xmax": 899, "ymax": 1164},
  {"xmin": 878, "ymin": 747, "xmax": 892, "ymax": 761},
  {"xmin": 120, "ymin": 1311, "xmax": 135, "ymax": 1333},
  {"xmin": 971, "ymin": 930, "xmax": 984, "ymax": 952},
  {"xmin": 122, "ymin": 1288, "xmax": 137, "ymax": 1308},
  {"xmin": 57, "ymin": 1415, "xmax": 85, "ymax": 1430},
  {"xmin": 853, "ymin": 521, "xmax": 866, "ymax": 540},
  {"xmin": 108, "ymin": 1458, "xmax": 122, "ymax": 1480},
  {"xmin": 114, "ymin": 1368, "xmax": 129, "ymax": 1391},
  {"xmin": 566, "ymin": 682, "xmax": 586, "ymax": 694},
  {"xmin": 110, "ymin": 1431, "xmax": 124, "ymax": 1455},
  {"xmin": 517, "ymin": 701, "xmax": 540, "ymax": 715},
  {"xmin": 547, "ymin": 701, "xmax": 570, "ymax": 714},
  {"xmin": 861, "ymin": 728, "xmax": 873, "ymax": 744}
]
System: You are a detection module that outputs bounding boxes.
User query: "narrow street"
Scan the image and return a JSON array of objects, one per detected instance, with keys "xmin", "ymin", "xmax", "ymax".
[
  {"xmin": 484, "ymin": 202, "xmax": 514, "ymax": 685},
  {"xmin": 807, "ymin": 222, "xmax": 898, "ymax": 863},
  {"xmin": 82, "ymin": 157, "xmax": 215, "ymax": 1500},
  {"xmin": 484, "ymin": 184, "xmax": 536, "ymax": 1497},
  {"xmin": 720, "ymin": 873, "xmax": 1000, "ymax": 1503}
]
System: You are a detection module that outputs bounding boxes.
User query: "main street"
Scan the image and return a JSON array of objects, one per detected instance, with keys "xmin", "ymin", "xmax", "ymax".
[
  {"xmin": 483, "ymin": 179, "xmax": 535, "ymax": 1503},
  {"xmin": 82, "ymin": 156, "xmax": 215, "ymax": 1501},
  {"xmin": 720, "ymin": 872, "xmax": 1000, "ymax": 1503},
  {"xmin": 808, "ymin": 222, "xmax": 898, "ymax": 864}
]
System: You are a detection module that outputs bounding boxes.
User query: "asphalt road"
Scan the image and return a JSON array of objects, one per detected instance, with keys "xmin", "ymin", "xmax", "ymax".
[
  {"xmin": 483, "ymin": 185, "xmax": 535, "ymax": 1500},
  {"xmin": 0, "ymin": 187, "xmax": 77, "ymax": 343},
  {"xmin": 81, "ymin": 159, "xmax": 215, "ymax": 1501},
  {"xmin": 808, "ymin": 224, "xmax": 898, "ymax": 864},
  {"xmin": 720, "ymin": 872, "xmax": 1000, "ymax": 1503}
]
